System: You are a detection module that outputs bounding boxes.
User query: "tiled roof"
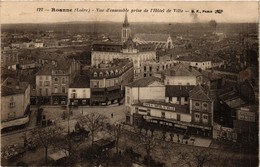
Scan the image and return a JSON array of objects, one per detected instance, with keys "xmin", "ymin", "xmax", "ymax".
[
  {"xmin": 134, "ymin": 33, "xmax": 170, "ymax": 42},
  {"xmin": 70, "ymin": 75, "xmax": 90, "ymax": 88},
  {"xmin": 2, "ymin": 77, "xmax": 29, "ymax": 96},
  {"xmin": 189, "ymin": 85, "xmax": 213, "ymax": 101},
  {"xmin": 163, "ymin": 63, "xmax": 201, "ymax": 77},
  {"xmin": 165, "ymin": 85, "xmax": 195, "ymax": 97},
  {"xmin": 127, "ymin": 76, "xmax": 163, "ymax": 87},
  {"xmin": 37, "ymin": 65, "xmax": 53, "ymax": 75}
]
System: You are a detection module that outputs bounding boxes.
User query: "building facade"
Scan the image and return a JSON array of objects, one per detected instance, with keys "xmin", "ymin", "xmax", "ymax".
[
  {"xmin": 133, "ymin": 33, "xmax": 174, "ymax": 50},
  {"xmin": 90, "ymin": 59, "xmax": 134, "ymax": 106},
  {"xmin": 1, "ymin": 77, "xmax": 30, "ymax": 122},
  {"xmin": 91, "ymin": 13, "xmax": 156, "ymax": 80}
]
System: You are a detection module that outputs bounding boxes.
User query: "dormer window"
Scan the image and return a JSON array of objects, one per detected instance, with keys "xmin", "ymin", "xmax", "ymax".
[
  {"xmin": 110, "ymin": 70, "xmax": 114, "ymax": 75},
  {"xmin": 115, "ymin": 70, "xmax": 118, "ymax": 75},
  {"xmin": 99, "ymin": 72, "xmax": 103, "ymax": 77},
  {"xmin": 106, "ymin": 71, "xmax": 109, "ymax": 76},
  {"xmin": 94, "ymin": 72, "xmax": 97, "ymax": 77}
]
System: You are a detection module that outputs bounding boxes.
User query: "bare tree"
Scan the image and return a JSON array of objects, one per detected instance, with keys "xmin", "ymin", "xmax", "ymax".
[
  {"xmin": 136, "ymin": 127, "xmax": 157, "ymax": 167},
  {"xmin": 78, "ymin": 112, "xmax": 108, "ymax": 146},
  {"xmin": 176, "ymin": 148, "xmax": 213, "ymax": 167},
  {"xmin": 106, "ymin": 122, "xmax": 124, "ymax": 155},
  {"xmin": 31, "ymin": 126, "xmax": 62, "ymax": 164}
]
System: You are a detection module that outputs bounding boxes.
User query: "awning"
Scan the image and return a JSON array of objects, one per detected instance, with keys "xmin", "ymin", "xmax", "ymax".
[
  {"xmin": 107, "ymin": 85, "xmax": 121, "ymax": 91},
  {"xmin": 91, "ymin": 88, "xmax": 105, "ymax": 92},
  {"xmin": 1, "ymin": 115, "xmax": 29, "ymax": 130},
  {"xmin": 48, "ymin": 150, "xmax": 69, "ymax": 161}
]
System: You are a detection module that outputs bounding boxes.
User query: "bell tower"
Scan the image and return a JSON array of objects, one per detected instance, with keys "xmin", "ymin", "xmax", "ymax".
[{"xmin": 122, "ymin": 12, "xmax": 131, "ymax": 43}]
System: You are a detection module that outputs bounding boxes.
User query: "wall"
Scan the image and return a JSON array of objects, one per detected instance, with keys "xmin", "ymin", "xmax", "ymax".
[
  {"xmin": 36, "ymin": 75, "xmax": 52, "ymax": 96},
  {"xmin": 1, "ymin": 92, "xmax": 28, "ymax": 122},
  {"xmin": 165, "ymin": 76, "xmax": 197, "ymax": 86},
  {"xmin": 68, "ymin": 88, "xmax": 91, "ymax": 99},
  {"xmin": 131, "ymin": 86, "xmax": 165, "ymax": 103}
]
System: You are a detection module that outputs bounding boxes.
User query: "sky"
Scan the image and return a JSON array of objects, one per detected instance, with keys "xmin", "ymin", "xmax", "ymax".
[{"xmin": 1, "ymin": 1, "xmax": 259, "ymax": 24}]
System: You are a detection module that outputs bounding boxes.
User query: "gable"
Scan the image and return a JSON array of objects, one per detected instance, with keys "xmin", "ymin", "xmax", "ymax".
[{"xmin": 147, "ymin": 81, "xmax": 164, "ymax": 87}]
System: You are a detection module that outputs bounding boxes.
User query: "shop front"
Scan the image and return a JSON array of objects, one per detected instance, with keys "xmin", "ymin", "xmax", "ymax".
[{"xmin": 52, "ymin": 95, "xmax": 67, "ymax": 105}]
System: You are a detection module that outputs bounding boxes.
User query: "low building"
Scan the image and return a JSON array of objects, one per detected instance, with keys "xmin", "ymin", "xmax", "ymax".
[
  {"xmin": 36, "ymin": 58, "xmax": 80, "ymax": 105},
  {"xmin": 125, "ymin": 76, "xmax": 165, "ymax": 124},
  {"xmin": 68, "ymin": 75, "xmax": 91, "ymax": 106},
  {"xmin": 140, "ymin": 60, "xmax": 175, "ymax": 78},
  {"xmin": 165, "ymin": 85, "xmax": 194, "ymax": 105},
  {"xmin": 1, "ymin": 77, "xmax": 30, "ymax": 129},
  {"xmin": 162, "ymin": 63, "xmax": 203, "ymax": 86},
  {"xmin": 90, "ymin": 59, "xmax": 134, "ymax": 106}
]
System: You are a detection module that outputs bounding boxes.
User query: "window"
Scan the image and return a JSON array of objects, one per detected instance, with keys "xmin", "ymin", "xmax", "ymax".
[
  {"xmin": 187, "ymin": 83, "xmax": 190, "ymax": 85},
  {"xmin": 195, "ymin": 102, "xmax": 200, "ymax": 106},
  {"xmin": 161, "ymin": 112, "xmax": 165, "ymax": 118},
  {"xmin": 72, "ymin": 93, "xmax": 77, "ymax": 99},
  {"xmin": 39, "ymin": 76, "xmax": 42, "ymax": 80},
  {"xmin": 115, "ymin": 79, "xmax": 119, "ymax": 85},
  {"xmin": 46, "ymin": 76, "xmax": 49, "ymax": 80},
  {"xmin": 147, "ymin": 109, "xmax": 151, "ymax": 116},
  {"xmin": 44, "ymin": 81, "xmax": 50, "ymax": 86},
  {"xmin": 72, "ymin": 89, "xmax": 76, "ymax": 92},
  {"xmin": 202, "ymin": 114, "xmax": 208, "ymax": 124},
  {"xmin": 39, "ymin": 81, "xmax": 43, "ymax": 87},
  {"xmin": 62, "ymin": 78, "xmax": 65, "ymax": 84},
  {"xmin": 195, "ymin": 113, "xmax": 200, "ymax": 122},
  {"xmin": 127, "ymin": 96, "xmax": 130, "ymax": 104},
  {"xmin": 82, "ymin": 100, "xmax": 87, "ymax": 105},
  {"xmin": 169, "ymin": 97, "xmax": 172, "ymax": 102},
  {"xmin": 149, "ymin": 66, "xmax": 152, "ymax": 71},
  {"xmin": 46, "ymin": 88, "xmax": 48, "ymax": 96},
  {"xmin": 62, "ymin": 87, "xmax": 65, "ymax": 93},
  {"xmin": 9, "ymin": 97, "xmax": 15, "ymax": 108},
  {"xmin": 157, "ymin": 66, "xmax": 159, "ymax": 72},
  {"xmin": 93, "ymin": 81, "xmax": 99, "ymax": 88},
  {"xmin": 135, "ymin": 107, "xmax": 139, "ymax": 113},
  {"xmin": 184, "ymin": 97, "xmax": 188, "ymax": 102},
  {"xmin": 144, "ymin": 73, "xmax": 147, "ymax": 77},
  {"xmin": 83, "ymin": 92, "xmax": 86, "ymax": 98},
  {"xmin": 144, "ymin": 66, "xmax": 146, "ymax": 71},
  {"xmin": 203, "ymin": 103, "xmax": 208, "ymax": 111},
  {"xmin": 39, "ymin": 88, "xmax": 42, "ymax": 95},
  {"xmin": 99, "ymin": 72, "xmax": 103, "ymax": 77},
  {"xmin": 94, "ymin": 72, "xmax": 97, "ymax": 77},
  {"xmin": 54, "ymin": 87, "xmax": 58, "ymax": 93},
  {"xmin": 54, "ymin": 78, "xmax": 58, "ymax": 82},
  {"xmin": 177, "ymin": 114, "xmax": 180, "ymax": 121}
]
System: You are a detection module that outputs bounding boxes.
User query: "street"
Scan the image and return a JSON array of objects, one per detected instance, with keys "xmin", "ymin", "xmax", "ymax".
[{"xmin": 1, "ymin": 105, "xmax": 126, "ymax": 148}]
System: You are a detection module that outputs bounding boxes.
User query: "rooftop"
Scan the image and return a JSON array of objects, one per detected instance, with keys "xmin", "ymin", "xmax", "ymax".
[
  {"xmin": 166, "ymin": 85, "xmax": 195, "ymax": 97},
  {"xmin": 70, "ymin": 75, "xmax": 90, "ymax": 88},
  {"xmin": 127, "ymin": 76, "xmax": 163, "ymax": 87},
  {"xmin": 162, "ymin": 63, "xmax": 201, "ymax": 77},
  {"xmin": 189, "ymin": 85, "xmax": 215, "ymax": 101},
  {"xmin": 134, "ymin": 33, "xmax": 170, "ymax": 42},
  {"xmin": 2, "ymin": 77, "xmax": 29, "ymax": 96}
]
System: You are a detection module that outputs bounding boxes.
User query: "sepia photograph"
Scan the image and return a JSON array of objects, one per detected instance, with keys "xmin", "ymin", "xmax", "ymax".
[{"xmin": 0, "ymin": 1, "xmax": 259, "ymax": 167}]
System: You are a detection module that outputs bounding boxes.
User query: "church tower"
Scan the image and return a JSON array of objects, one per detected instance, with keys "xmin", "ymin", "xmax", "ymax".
[{"xmin": 122, "ymin": 12, "xmax": 131, "ymax": 43}]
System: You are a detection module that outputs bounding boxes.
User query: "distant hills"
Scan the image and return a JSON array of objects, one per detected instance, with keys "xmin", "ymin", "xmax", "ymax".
[{"xmin": 1, "ymin": 22, "xmax": 258, "ymax": 37}]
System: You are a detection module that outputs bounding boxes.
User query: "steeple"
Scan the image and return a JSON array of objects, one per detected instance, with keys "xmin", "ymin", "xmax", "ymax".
[{"xmin": 123, "ymin": 12, "xmax": 129, "ymax": 27}]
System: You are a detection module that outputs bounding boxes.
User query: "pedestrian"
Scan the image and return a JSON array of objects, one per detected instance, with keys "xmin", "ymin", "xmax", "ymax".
[{"xmin": 111, "ymin": 113, "xmax": 113, "ymax": 118}]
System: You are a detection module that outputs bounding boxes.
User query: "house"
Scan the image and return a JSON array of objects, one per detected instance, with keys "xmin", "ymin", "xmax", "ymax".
[
  {"xmin": 188, "ymin": 85, "xmax": 216, "ymax": 136},
  {"xmin": 90, "ymin": 59, "xmax": 134, "ymax": 106},
  {"xmin": 125, "ymin": 76, "xmax": 165, "ymax": 124},
  {"xmin": 162, "ymin": 63, "xmax": 203, "ymax": 86},
  {"xmin": 68, "ymin": 75, "xmax": 91, "ymax": 106},
  {"xmin": 1, "ymin": 77, "xmax": 30, "ymax": 130}
]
